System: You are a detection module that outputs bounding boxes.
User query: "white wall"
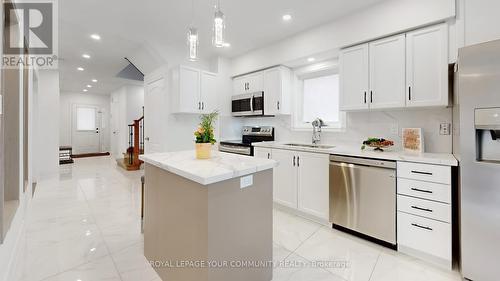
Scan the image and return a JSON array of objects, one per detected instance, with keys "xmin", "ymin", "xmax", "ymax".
[
  {"xmin": 36, "ymin": 70, "xmax": 60, "ymax": 179},
  {"xmin": 110, "ymin": 85, "xmax": 144, "ymax": 158},
  {"xmin": 59, "ymin": 92, "xmax": 111, "ymax": 152},
  {"xmin": 231, "ymin": 0, "xmax": 456, "ymax": 76},
  {"xmin": 463, "ymin": 0, "xmax": 500, "ymax": 46}
]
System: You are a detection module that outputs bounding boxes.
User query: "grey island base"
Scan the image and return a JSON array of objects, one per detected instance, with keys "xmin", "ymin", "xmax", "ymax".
[{"xmin": 140, "ymin": 151, "xmax": 277, "ymax": 281}]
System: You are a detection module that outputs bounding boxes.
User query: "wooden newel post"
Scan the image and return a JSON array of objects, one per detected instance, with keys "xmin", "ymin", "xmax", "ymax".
[{"xmin": 133, "ymin": 119, "xmax": 140, "ymax": 166}]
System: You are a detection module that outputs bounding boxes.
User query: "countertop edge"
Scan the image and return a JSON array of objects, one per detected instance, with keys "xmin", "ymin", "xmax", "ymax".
[{"xmin": 253, "ymin": 142, "xmax": 458, "ymax": 167}]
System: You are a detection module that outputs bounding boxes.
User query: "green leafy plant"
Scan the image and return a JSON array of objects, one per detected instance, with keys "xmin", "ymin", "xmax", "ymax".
[{"xmin": 194, "ymin": 111, "xmax": 218, "ymax": 144}]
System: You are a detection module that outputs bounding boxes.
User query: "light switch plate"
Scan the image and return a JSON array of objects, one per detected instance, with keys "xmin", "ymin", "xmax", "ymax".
[
  {"xmin": 440, "ymin": 123, "xmax": 451, "ymax": 135},
  {"xmin": 240, "ymin": 175, "xmax": 253, "ymax": 189}
]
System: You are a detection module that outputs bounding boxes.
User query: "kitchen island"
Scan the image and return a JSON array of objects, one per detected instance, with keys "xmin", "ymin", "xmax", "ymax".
[{"xmin": 139, "ymin": 150, "xmax": 278, "ymax": 281}]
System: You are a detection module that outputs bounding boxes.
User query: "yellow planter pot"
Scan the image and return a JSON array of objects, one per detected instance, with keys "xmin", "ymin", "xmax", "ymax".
[{"xmin": 195, "ymin": 143, "xmax": 212, "ymax": 159}]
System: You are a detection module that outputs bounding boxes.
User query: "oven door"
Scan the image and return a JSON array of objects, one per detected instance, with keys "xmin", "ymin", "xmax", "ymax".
[{"xmin": 219, "ymin": 144, "xmax": 253, "ymax": 156}]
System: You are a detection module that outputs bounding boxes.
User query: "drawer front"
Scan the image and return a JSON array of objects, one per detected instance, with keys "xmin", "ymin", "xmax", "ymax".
[
  {"xmin": 397, "ymin": 212, "xmax": 451, "ymax": 261},
  {"xmin": 397, "ymin": 162, "xmax": 451, "ymax": 184},
  {"xmin": 397, "ymin": 178, "xmax": 451, "ymax": 203},
  {"xmin": 397, "ymin": 195, "xmax": 451, "ymax": 223}
]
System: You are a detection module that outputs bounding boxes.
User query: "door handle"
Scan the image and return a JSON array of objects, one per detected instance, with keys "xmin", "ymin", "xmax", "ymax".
[
  {"xmin": 198, "ymin": 102, "xmax": 201, "ymax": 110},
  {"xmin": 364, "ymin": 91, "xmax": 367, "ymax": 104},
  {"xmin": 297, "ymin": 156, "xmax": 300, "ymax": 167},
  {"xmin": 370, "ymin": 91, "xmax": 373, "ymax": 103},
  {"xmin": 202, "ymin": 102, "xmax": 204, "ymax": 110},
  {"xmin": 408, "ymin": 86, "xmax": 412, "ymax": 101},
  {"xmin": 277, "ymin": 101, "xmax": 280, "ymax": 110},
  {"xmin": 267, "ymin": 153, "xmax": 270, "ymax": 159},
  {"xmin": 145, "ymin": 137, "xmax": 150, "ymax": 141},
  {"xmin": 293, "ymin": 156, "xmax": 296, "ymax": 166}
]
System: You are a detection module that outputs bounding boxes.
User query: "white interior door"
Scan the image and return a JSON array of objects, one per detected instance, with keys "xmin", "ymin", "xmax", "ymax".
[
  {"xmin": 144, "ymin": 75, "xmax": 166, "ymax": 154},
  {"xmin": 72, "ymin": 105, "xmax": 101, "ymax": 154}
]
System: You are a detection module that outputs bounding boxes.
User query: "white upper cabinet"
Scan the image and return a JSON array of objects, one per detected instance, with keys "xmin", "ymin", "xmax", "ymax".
[
  {"xmin": 200, "ymin": 71, "xmax": 217, "ymax": 113},
  {"xmin": 339, "ymin": 44, "xmax": 370, "ymax": 111},
  {"xmin": 406, "ymin": 24, "xmax": 449, "ymax": 108},
  {"xmin": 369, "ymin": 34, "xmax": 407, "ymax": 109},
  {"xmin": 171, "ymin": 66, "xmax": 218, "ymax": 114},
  {"xmin": 233, "ymin": 66, "xmax": 292, "ymax": 115},
  {"xmin": 339, "ymin": 24, "xmax": 449, "ymax": 111},
  {"xmin": 264, "ymin": 67, "xmax": 291, "ymax": 115},
  {"xmin": 233, "ymin": 72, "xmax": 264, "ymax": 95}
]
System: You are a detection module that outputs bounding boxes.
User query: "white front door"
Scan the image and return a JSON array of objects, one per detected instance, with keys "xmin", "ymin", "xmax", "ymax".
[
  {"xmin": 72, "ymin": 104, "xmax": 101, "ymax": 154},
  {"xmin": 144, "ymin": 75, "xmax": 166, "ymax": 154}
]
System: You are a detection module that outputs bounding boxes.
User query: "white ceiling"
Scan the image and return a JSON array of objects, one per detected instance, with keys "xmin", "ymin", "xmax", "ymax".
[{"xmin": 59, "ymin": 0, "xmax": 385, "ymax": 95}]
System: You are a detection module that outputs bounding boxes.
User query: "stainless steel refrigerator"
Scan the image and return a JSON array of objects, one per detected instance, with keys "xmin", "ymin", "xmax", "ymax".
[{"xmin": 458, "ymin": 39, "xmax": 500, "ymax": 281}]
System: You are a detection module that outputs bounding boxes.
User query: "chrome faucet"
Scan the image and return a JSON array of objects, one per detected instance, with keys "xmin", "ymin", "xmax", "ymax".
[{"xmin": 312, "ymin": 118, "xmax": 325, "ymax": 144}]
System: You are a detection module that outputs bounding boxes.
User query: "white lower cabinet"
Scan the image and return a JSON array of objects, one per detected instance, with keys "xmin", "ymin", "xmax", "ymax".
[
  {"xmin": 272, "ymin": 149, "xmax": 297, "ymax": 209},
  {"xmin": 269, "ymin": 149, "xmax": 329, "ymax": 220},
  {"xmin": 254, "ymin": 147, "xmax": 272, "ymax": 159},
  {"xmin": 297, "ymin": 152, "xmax": 329, "ymax": 220},
  {"xmin": 396, "ymin": 161, "xmax": 453, "ymax": 269}
]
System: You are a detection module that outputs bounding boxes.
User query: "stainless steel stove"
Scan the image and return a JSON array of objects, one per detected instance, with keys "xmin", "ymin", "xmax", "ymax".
[{"xmin": 219, "ymin": 126, "xmax": 274, "ymax": 156}]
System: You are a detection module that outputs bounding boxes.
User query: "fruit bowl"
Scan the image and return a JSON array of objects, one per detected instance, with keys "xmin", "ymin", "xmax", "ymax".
[{"xmin": 362, "ymin": 138, "xmax": 394, "ymax": 152}]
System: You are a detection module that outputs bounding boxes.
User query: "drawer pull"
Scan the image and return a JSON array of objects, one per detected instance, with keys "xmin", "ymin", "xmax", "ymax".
[
  {"xmin": 411, "ymin": 187, "xmax": 433, "ymax": 194},
  {"xmin": 411, "ymin": 206, "xmax": 433, "ymax": 212},
  {"xmin": 411, "ymin": 223, "xmax": 433, "ymax": 231},
  {"xmin": 411, "ymin": 170, "xmax": 433, "ymax": 176}
]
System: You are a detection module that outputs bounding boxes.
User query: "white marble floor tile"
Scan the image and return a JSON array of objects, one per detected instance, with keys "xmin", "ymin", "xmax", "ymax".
[
  {"xmin": 369, "ymin": 249, "xmax": 462, "ymax": 281},
  {"xmin": 111, "ymin": 242, "xmax": 160, "ymax": 281},
  {"xmin": 40, "ymin": 256, "xmax": 121, "ymax": 281},
  {"xmin": 294, "ymin": 227, "xmax": 382, "ymax": 281},
  {"xmin": 273, "ymin": 209, "xmax": 322, "ymax": 252}
]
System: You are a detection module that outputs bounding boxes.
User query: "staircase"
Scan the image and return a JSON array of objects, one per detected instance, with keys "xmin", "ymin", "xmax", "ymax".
[{"xmin": 117, "ymin": 114, "xmax": 144, "ymax": 171}]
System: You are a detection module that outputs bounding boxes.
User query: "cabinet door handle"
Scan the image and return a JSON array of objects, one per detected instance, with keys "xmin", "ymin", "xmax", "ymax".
[
  {"xmin": 370, "ymin": 91, "xmax": 373, "ymax": 103},
  {"xmin": 411, "ymin": 188, "xmax": 433, "ymax": 194},
  {"xmin": 408, "ymin": 86, "xmax": 412, "ymax": 101},
  {"xmin": 411, "ymin": 223, "xmax": 433, "ymax": 231},
  {"xmin": 411, "ymin": 206, "xmax": 433, "ymax": 212},
  {"xmin": 364, "ymin": 91, "xmax": 367, "ymax": 104},
  {"xmin": 202, "ymin": 102, "xmax": 204, "ymax": 110},
  {"xmin": 411, "ymin": 170, "xmax": 433, "ymax": 176},
  {"xmin": 297, "ymin": 156, "xmax": 300, "ymax": 167},
  {"xmin": 277, "ymin": 101, "xmax": 280, "ymax": 110},
  {"xmin": 293, "ymin": 156, "xmax": 296, "ymax": 166},
  {"xmin": 198, "ymin": 102, "xmax": 201, "ymax": 110},
  {"xmin": 267, "ymin": 153, "xmax": 270, "ymax": 159}
]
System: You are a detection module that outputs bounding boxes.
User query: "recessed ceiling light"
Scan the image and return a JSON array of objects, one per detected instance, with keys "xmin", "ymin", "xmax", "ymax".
[
  {"xmin": 307, "ymin": 57, "xmax": 316, "ymax": 62},
  {"xmin": 82, "ymin": 54, "xmax": 91, "ymax": 59},
  {"xmin": 87, "ymin": 85, "xmax": 92, "ymax": 88},
  {"xmin": 223, "ymin": 42, "xmax": 231, "ymax": 48},
  {"xmin": 90, "ymin": 34, "xmax": 101, "ymax": 40},
  {"xmin": 92, "ymin": 79, "xmax": 98, "ymax": 83},
  {"xmin": 77, "ymin": 67, "xmax": 84, "ymax": 71},
  {"xmin": 282, "ymin": 14, "xmax": 292, "ymax": 21},
  {"xmin": 83, "ymin": 89, "xmax": 88, "ymax": 92}
]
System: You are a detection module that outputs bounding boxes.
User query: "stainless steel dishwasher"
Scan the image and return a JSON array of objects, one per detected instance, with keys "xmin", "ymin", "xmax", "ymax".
[{"xmin": 329, "ymin": 155, "xmax": 396, "ymax": 245}]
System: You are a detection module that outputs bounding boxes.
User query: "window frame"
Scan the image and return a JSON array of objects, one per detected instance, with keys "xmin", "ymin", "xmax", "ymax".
[{"xmin": 292, "ymin": 62, "xmax": 346, "ymax": 131}]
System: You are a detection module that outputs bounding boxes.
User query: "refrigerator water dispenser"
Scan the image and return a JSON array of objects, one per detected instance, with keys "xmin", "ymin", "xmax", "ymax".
[{"xmin": 475, "ymin": 108, "xmax": 500, "ymax": 163}]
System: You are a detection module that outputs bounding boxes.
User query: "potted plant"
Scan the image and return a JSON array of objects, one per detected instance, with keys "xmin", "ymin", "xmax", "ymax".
[{"xmin": 194, "ymin": 111, "xmax": 218, "ymax": 159}]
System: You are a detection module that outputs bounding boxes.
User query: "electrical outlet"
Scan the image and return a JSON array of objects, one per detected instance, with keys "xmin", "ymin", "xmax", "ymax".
[{"xmin": 440, "ymin": 123, "xmax": 451, "ymax": 135}]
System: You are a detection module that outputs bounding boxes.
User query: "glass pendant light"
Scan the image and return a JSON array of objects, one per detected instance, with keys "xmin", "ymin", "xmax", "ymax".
[
  {"xmin": 187, "ymin": 0, "xmax": 199, "ymax": 61},
  {"xmin": 212, "ymin": 0, "xmax": 225, "ymax": 48}
]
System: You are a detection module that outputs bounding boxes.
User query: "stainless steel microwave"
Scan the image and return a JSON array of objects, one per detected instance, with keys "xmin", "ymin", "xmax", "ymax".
[{"xmin": 231, "ymin": 92, "xmax": 264, "ymax": 117}]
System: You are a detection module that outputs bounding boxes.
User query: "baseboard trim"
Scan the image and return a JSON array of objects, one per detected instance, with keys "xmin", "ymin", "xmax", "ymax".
[{"xmin": 72, "ymin": 152, "xmax": 110, "ymax": 158}]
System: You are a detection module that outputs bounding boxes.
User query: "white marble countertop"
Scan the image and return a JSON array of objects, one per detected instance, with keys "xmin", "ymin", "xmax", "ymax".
[
  {"xmin": 140, "ymin": 150, "xmax": 278, "ymax": 185},
  {"xmin": 253, "ymin": 142, "xmax": 458, "ymax": 166}
]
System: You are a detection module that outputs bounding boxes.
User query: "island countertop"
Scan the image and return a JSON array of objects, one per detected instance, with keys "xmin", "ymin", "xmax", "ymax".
[{"xmin": 140, "ymin": 150, "xmax": 278, "ymax": 185}]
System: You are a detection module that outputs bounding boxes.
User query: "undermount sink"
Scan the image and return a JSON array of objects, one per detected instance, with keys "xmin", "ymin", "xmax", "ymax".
[{"xmin": 282, "ymin": 143, "xmax": 335, "ymax": 149}]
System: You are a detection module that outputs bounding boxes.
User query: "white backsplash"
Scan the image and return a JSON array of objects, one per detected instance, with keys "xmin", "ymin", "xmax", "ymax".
[{"xmin": 241, "ymin": 108, "xmax": 453, "ymax": 153}]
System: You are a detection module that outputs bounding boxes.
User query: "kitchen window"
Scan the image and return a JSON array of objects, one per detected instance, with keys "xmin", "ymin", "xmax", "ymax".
[{"xmin": 294, "ymin": 66, "xmax": 344, "ymax": 130}]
